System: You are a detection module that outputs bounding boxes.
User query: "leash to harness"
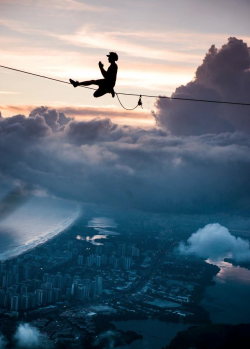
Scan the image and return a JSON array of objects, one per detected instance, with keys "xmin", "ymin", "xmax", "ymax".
[{"xmin": 115, "ymin": 93, "xmax": 143, "ymax": 110}]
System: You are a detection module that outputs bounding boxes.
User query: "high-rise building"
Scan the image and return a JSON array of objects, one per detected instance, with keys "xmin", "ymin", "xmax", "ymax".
[
  {"xmin": 67, "ymin": 250, "xmax": 73, "ymax": 259},
  {"xmin": 52, "ymin": 288, "xmax": 61, "ymax": 302},
  {"xmin": 113, "ymin": 258, "xmax": 119, "ymax": 269},
  {"xmin": 32, "ymin": 279, "xmax": 41, "ymax": 291},
  {"xmin": 31, "ymin": 266, "xmax": 39, "ymax": 279},
  {"xmin": 12, "ymin": 284, "xmax": 19, "ymax": 294},
  {"xmin": 21, "ymin": 295, "xmax": 29, "ymax": 310},
  {"xmin": 29, "ymin": 293, "xmax": 36, "ymax": 308},
  {"xmin": 101, "ymin": 254, "xmax": 107, "ymax": 265},
  {"xmin": 11, "ymin": 295, "xmax": 19, "ymax": 311},
  {"xmin": 42, "ymin": 282, "xmax": 53, "ymax": 291},
  {"xmin": 11, "ymin": 264, "xmax": 19, "ymax": 274},
  {"xmin": 56, "ymin": 274, "xmax": 64, "ymax": 289},
  {"xmin": 95, "ymin": 276, "xmax": 103, "ymax": 295},
  {"xmin": 43, "ymin": 273, "xmax": 50, "ymax": 283},
  {"xmin": 0, "ymin": 262, "xmax": 6, "ymax": 273},
  {"xmin": 1, "ymin": 274, "xmax": 6, "ymax": 288},
  {"xmin": 126, "ymin": 245, "xmax": 133, "ymax": 256},
  {"xmin": 23, "ymin": 267, "xmax": 32, "ymax": 280},
  {"xmin": 86, "ymin": 256, "xmax": 91, "ymax": 267},
  {"xmin": 6, "ymin": 272, "xmax": 13, "ymax": 287},
  {"xmin": 96, "ymin": 256, "xmax": 101, "ymax": 267},
  {"xmin": 48, "ymin": 275, "xmax": 56, "ymax": 287},
  {"xmin": 76, "ymin": 285, "xmax": 88, "ymax": 300},
  {"xmin": 65, "ymin": 288, "xmax": 71, "ymax": 300},
  {"xmin": 71, "ymin": 282, "xmax": 78, "ymax": 296},
  {"xmin": 21, "ymin": 285, "xmax": 28, "ymax": 295},
  {"xmin": 77, "ymin": 243, "xmax": 84, "ymax": 255},
  {"xmin": 90, "ymin": 281, "xmax": 97, "ymax": 297},
  {"xmin": 109, "ymin": 255, "xmax": 115, "ymax": 265},
  {"xmin": 12, "ymin": 273, "xmax": 19, "ymax": 285},
  {"xmin": 82, "ymin": 279, "xmax": 90, "ymax": 297},
  {"xmin": 0, "ymin": 291, "xmax": 7, "ymax": 307},
  {"xmin": 77, "ymin": 255, "xmax": 84, "ymax": 265},
  {"xmin": 35, "ymin": 289, "xmax": 44, "ymax": 305},
  {"xmin": 47, "ymin": 290, "xmax": 53, "ymax": 303},
  {"xmin": 118, "ymin": 243, "xmax": 126, "ymax": 256},
  {"xmin": 124, "ymin": 258, "xmax": 131, "ymax": 270},
  {"xmin": 132, "ymin": 247, "xmax": 140, "ymax": 257},
  {"xmin": 86, "ymin": 255, "xmax": 95, "ymax": 267},
  {"xmin": 64, "ymin": 274, "xmax": 72, "ymax": 287},
  {"xmin": 6, "ymin": 288, "xmax": 15, "ymax": 305},
  {"xmin": 72, "ymin": 247, "xmax": 78, "ymax": 256}
]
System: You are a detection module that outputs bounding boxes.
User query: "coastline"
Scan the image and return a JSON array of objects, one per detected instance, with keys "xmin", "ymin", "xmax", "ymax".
[{"xmin": 0, "ymin": 208, "xmax": 82, "ymax": 262}]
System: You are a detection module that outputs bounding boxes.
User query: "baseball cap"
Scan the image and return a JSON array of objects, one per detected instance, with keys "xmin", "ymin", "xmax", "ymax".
[{"xmin": 107, "ymin": 52, "xmax": 118, "ymax": 61}]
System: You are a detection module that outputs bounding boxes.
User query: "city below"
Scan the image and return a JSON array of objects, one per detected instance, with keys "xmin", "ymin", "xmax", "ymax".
[{"xmin": 0, "ymin": 213, "xmax": 221, "ymax": 348}]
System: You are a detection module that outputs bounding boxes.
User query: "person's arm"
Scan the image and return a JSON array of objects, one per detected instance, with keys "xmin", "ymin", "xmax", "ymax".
[{"xmin": 99, "ymin": 61, "xmax": 107, "ymax": 78}]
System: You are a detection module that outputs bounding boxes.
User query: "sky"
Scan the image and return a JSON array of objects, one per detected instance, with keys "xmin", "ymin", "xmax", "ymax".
[
  {"xmin": 0, "ymin": 0, "xmax": 250, "ymax": 217},
  {"xmin": 1, "ymin": 0, "xmax": 250, "ymax": 127}
]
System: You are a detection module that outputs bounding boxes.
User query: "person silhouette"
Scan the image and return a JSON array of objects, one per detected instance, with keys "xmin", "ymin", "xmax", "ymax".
[{"xmin": 70, "ymin": 52, "xmax": 118, "ymax": 98}]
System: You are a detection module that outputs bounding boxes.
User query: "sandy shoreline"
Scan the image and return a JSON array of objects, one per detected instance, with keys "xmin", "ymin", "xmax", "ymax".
[{"xmin": 0, "ymin": 210, "xmax": 82, "ymax": 262}]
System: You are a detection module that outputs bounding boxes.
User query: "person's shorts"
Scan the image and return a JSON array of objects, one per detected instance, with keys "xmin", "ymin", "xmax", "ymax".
[{"xmin": 95, "ymin": 79, "xmax": 113, "ymax": 92}]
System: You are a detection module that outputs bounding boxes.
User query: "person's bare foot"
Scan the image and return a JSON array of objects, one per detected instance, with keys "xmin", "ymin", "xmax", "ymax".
[{"xmin": 69, "ymin": 79, "xmax": 79, "ymax": 88}]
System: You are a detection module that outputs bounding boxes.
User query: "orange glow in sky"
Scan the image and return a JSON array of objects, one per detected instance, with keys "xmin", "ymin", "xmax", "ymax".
[{"xmin": 0, "ymin": 0, "xmax": 250, "ymax": 127}]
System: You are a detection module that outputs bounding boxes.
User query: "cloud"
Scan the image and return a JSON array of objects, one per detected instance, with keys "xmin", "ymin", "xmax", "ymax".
[
  {"xmin": 52, "ymin": 0, "xmax": 112, "ymax": 12},
  {"xmin": 52, "ymin": 25, "xmax": 203, "ymax": 63},
  {"xmin": 29, "ymin": 106, "xmax": 72, "ymax": 129},
  {"xmin": 0, "ymin": 334, "xmax": 7, "ymax": 349},
  {"xmin": 0, "ymin": 185, "xmax": 29, "ymax": 221},
  {"xmin": 0, "ymin": 105, "xmax": 154, "ymax": 128},
  {"xmin": 0, "ymin": 38, "xmax": 250, "ymax": 215},
  {"xmin": 0, "ymin": 91, "xmax": 20, "ymax": 95},
  {"xmin": 0, "ymin": 113, "xmax": 51, "ymax": 137},
  {"xmin": 14, "ymin": 324, "xmax": 42, "ymax": 348},
  {"xmin": 154, "ymin": 37, "xmax": 250, "ymax": 135},
  {"xmin": 94, "ymin": 330, "xmax": 117, "ymax": 349},
  {"xmin": 178, "ymin": 223, "xmax": 250, "ymax": 262},
  {"xmin": 0, "ymin": 0, "xmax": 110, "ymax": 14},
  {"xmin": 1, "ymin": 106, "xmax": 250, "ymax": 215}
]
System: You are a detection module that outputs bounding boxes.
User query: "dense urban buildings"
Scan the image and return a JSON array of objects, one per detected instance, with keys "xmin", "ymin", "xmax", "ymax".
[{"xmin": 0, "ymin": 214, "xmax": 220, "ymax": 348}]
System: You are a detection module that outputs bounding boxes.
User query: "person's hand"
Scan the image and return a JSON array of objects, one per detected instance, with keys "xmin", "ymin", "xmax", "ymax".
[{"xmin": 99, "ymin": 61, "xmax": 104, "ymax": 68}]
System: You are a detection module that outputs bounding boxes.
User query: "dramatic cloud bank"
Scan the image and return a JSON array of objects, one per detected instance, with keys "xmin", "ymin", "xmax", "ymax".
[
  {"xmin": 0, "ymin": 38, "xmax": 250, "ymax": 215},
  {"xmin": 154, "ymin": 37, "xmax": 250, "ymax": 135},
  {"xmin": 178, "ymin": 223, "xmax": 250, "ymax": 262}
]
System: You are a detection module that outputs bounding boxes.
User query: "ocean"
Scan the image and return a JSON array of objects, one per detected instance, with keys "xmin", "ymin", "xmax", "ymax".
[{"xmin": 0, "ymin": 195, "xmax": 81, "ymax": 261}]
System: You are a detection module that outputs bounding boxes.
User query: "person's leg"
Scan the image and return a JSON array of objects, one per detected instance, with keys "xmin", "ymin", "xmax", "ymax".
[
  {"xmin": 70, "ymin": 78, "xmax": 109, "ymax": 98},
  {"xmin": 93, "ymin": 88, "xmax": 109, "ymax": 98},
  {"xmin": 92, "ymin": 80, "xmax": 109, "ymax": 97},
  {"xmin": 78, "ymin": 80, "xmax": 99, "ymax": 86},
  {"xmin": 69, "ymin": 79, "xmax": 103, "ymax": 88},
  {"xmin": 69, "ymin": 79, "xmax": 79, "ymax": 88}
]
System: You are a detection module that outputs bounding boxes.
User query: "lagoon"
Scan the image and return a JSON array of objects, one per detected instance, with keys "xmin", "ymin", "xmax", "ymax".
[
  {"xmin": 113, "ymin": 319, "xmax": 188, "ymax": 349},
  {"xmin": 201, "ymin": 259, "xmax": 250, "ymax": 324}
]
